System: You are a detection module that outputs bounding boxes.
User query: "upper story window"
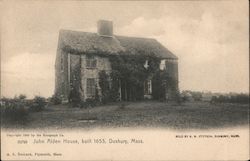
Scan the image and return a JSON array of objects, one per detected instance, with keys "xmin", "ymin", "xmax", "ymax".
[
  {"xmin": 86, "ymin": 55, "xmax": 97, "ymax": 68},
  {"xmin": 160, "ymin": 59, "xmax": 166, "ymax": 70},
  {"xmin": 144, "ymin": 60, "xmax": 149, "ymax": 69}
]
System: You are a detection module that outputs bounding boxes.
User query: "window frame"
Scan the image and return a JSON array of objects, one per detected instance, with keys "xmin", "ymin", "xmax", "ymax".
[
  {"xmin": 86, "ymin": 55, "xmax": 97, "ymax": 69},
  {"xmin": 160, "ymin": 59, "xmax": 166, "ymax": 70},
  {"xmin": 144, "ymin": 79, "xmax": 152, "ymax": 95},
  {"xmin": 86, "ymin": 78, "xmax": 96, "ymax": 97}
]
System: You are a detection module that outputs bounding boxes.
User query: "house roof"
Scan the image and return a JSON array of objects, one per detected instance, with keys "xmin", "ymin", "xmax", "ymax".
[
  {"xmin": 116, "ymin": 36, "xmax": 177, "ymax": 59},
  {"xmin": 58, "ymin": 29, "xmax": 177, "ymax": 59}
]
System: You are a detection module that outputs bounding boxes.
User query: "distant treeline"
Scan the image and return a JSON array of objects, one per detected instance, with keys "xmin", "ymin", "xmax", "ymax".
[
  {"xmin": 181, "ymin": 90, "xmax": 249, "ymax": 104},
  {"xmin": 210, "ymin": 94, "xmax": 249, "ymax": 104}
]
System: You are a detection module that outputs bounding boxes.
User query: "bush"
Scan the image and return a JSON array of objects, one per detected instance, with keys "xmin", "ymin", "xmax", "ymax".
[
  {"xmin": 68, "ymin": 88, "xmax": 81, "ymax": 106},
  {"xmin": 29, "ymin": 96, "xmax": 47, "ymax": 112},
  {"xmin": 80, "ymin": 98, "xmax": 99, "ymax": 108},
  {"xmin": 210, "ymin": 96, "xmax": 218, "ymax": 104},
  {"xmin": 50, "ymin": 95, "xmax": 62, "ymax": 105},
  {"xmin": 1, "ymin": 97, "xmax": 29, "ymax": 125},
  {"xmin": 181, "ymin": 95, "xmax": 189, "ymax": 102},
  {"xmin": 99, "ymin": 71, "xmax": 111, "ymax": 104},
  {"xmin": 98, "ymin": 70, "xmax": 120, "ymax": 103},
  {"xmin": 109, "ymin": 71, "xmax": 122, "ymax": 102},
  {"xmin": 192, "ymin": 92, "xmax": 202, "ymax": 101},
  {"xmin": 18, "ymin": 94, "xmax": 27, "ymax": 100},
  {"xmin": 230, "ymin": 94, "xmax": 249, "ymax": 104},
  {"xmin": 175, "ymin": 93, "xmax": 182, "ymax": 104}
]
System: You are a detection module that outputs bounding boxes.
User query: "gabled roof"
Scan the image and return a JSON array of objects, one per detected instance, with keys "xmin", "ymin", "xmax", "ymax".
[
  {"xmin": 58, "ymin": 29, "xmax": 177, "ymax": 59},
  {"xmin": 116, "ymin": 36, "xmax": 177, "ymax": 59},
  {"xmin": 58, "ymin": 30, "xmax": 125, "ymax": 55}
]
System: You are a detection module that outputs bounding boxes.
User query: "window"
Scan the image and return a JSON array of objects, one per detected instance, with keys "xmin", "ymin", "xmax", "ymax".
[
  {"xmin": 86, "ymin": 55, "xmax": 97, "ymax": 68},
  {"xmin": 160, "ymin": 59, "xmax": 166, "ymax": 70},
  {"xmin": 86, "ymin": 78, "xmax": 96, "ymax": 97},
  {"xmin": 144, "ymin": 60, "xmax": 149, "ymax": 69},
  {"xmin": 144, "ymin": 80, "xmax": 152, "ymax": 95}
]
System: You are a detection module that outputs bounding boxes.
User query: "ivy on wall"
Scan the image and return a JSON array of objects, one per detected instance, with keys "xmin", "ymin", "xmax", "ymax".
[
  {"xmin": 111, "ymin": 55, "xmax": 160, "ymax": 101},
  {"xmin": 99, "ymin": 71, "xmax": 111, "ymax": 103},
  {"xmin": 152, "ymin": 70, "xmax": 179, "ymax": 101},
  {"xmin": 98, "ymin": 54, "xmax": 178, "ymax": 102}
]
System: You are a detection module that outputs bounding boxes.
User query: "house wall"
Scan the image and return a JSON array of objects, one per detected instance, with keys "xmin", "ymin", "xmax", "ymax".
[
  {"xmin": 80, "ymin": 54, "xmax": 111, "ymax": 101},
  {"xmin": 54, "ymin": 49, "xmax": 70, "ymax": 102},
  {"xmin": 55, "ymin": 50, "xmax": 179, "ymax": 102},
  {"xmin": 165, "ymin": 59, "xmax": 178, "ymax": 82},
  {"xmin": 165, "ymin": 59, "xmax": 179, "ymax": 100},
  {"xmin": 69, "ymin": 54, "xmax": 81, "ymax": 99},
  {"xmin": 55, "ymin": 51, "xmax": 112, "ymax": 102}
]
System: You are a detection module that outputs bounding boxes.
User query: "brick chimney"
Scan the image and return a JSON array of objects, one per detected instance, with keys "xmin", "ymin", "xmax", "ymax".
[{"xmin": 97, "ymin": 20, "xmax": 113, "ymax": 37}]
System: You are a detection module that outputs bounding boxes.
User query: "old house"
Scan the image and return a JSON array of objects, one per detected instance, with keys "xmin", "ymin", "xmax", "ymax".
[{"xmin": 55, "ymin": 20, "xmax": 178, "ymax": 103}]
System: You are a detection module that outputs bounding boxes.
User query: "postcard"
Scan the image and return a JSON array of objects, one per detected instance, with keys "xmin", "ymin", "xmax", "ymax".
[{"xmin": 1, "ymin": 0, "xmax": 249, "ymax": 160}]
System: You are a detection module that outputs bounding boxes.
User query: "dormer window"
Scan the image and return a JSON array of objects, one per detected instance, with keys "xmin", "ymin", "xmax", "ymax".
[{"xmin": 86, "ymin": 55, "xmax": 97, "ymax": 68}]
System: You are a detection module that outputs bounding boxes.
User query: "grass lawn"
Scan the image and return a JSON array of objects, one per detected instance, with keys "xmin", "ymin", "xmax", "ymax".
[{"xmin": 2, "ymin": 101, "xmax": 249, "ymax": 130}]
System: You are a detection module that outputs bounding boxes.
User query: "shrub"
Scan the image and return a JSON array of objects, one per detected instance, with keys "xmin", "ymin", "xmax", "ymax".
[
  {"xmin": 80, "ymin": 98, "xmax": 99, "ymax": 108},
  {"xmin": 210, "ymin": 96, "xmax": 218, "ymax": 104},
  {"xmin": 175, "ymin": 92, "xmax": 182, "ymax": 104},
  {"xmin": 68, "ymin": 88, "xmax": 81, "ymax": 107},
  {"xmin": 1, "ymin": 97, "xmax": 29, "ymax": 125},
  {"xmin": 152, "ymin": 71, "xmax": 166, "ymax": 100},
  {"xmin": 29, "ymin": 96, "xmax": 47, "ymax": 112},
  {"xmin": 99, "ymin": 71, "xmax": 111, "ymax": 104},
  {"xmin": 50, "ymin": 95, "xmax": 62, "ymax": 105},
  {"xmin": 18, "ymin": 94, "xmax": 27, "ymax": 100},
  {"xmin": 192, "ymin": 92, "xmax": 202, "ymax": 101},
  {"xmin": 109, "ymin": 71, "xmax": 122, "ymax": 102},
  {"xmin": 181, "ymin": 95, "xmax": 189, "ymax": 102},
  {"xmin": 98, "ymin": 70, "xmax": 121, "ymax": 103},
  {"xmin": 230, "ymin": 94, "xmax": 249, "ymax": 104}
]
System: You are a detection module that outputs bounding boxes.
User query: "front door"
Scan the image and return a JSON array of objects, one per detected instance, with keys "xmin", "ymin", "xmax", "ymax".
[
  {"xmin": 120, "ymin": 80, "xmax": 127, "ymax": 101},
  {"xmin": 144, "ymin": 79, "xmax": 152, "ymax": 99}
]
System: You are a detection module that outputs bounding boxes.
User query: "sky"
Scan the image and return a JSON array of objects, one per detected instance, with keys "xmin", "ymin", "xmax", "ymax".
[{"xmin": 1, "ymin": 0, "xmax": 249, "ymax": 98}]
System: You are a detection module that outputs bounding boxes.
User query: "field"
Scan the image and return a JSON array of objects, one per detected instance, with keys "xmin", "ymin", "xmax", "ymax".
[{"xmin": 1, "ymin": 101, "xmax": 249, "ymax": 130}]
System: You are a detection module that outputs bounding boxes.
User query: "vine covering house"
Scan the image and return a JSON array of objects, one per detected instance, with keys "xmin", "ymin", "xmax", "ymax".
[{"xmin": 55, "ymin": 20, "xmax": 179, "ymax": 103}]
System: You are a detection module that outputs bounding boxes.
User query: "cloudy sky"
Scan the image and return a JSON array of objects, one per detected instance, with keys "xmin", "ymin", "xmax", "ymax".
[{"xmin": 1, "ymin": 0, "xmax": 249, "ymax": 98}]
